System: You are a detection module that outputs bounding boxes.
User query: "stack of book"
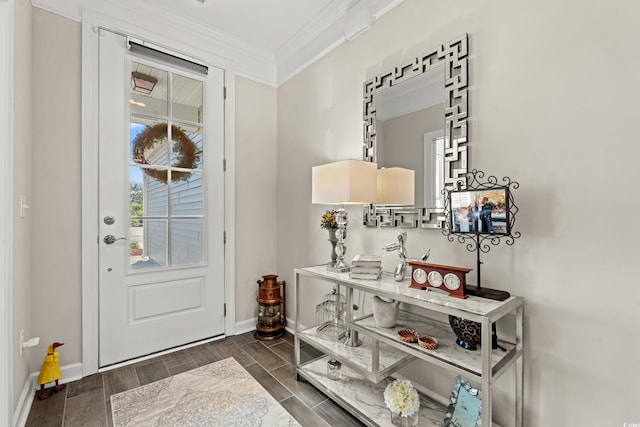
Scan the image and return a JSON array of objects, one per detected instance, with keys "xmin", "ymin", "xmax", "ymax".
[{"xmin": 349, "ymin": 254, "xmax": 382, "ymax": 280}]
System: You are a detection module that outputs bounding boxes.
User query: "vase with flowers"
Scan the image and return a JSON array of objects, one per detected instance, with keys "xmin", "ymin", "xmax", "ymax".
[
  {"xmin": 320, "ymin": 210, "xmax": 341, "ymax": 266},
  {"xmin": 383, "ymin": 379, "xmax": 420, "ymax": 426}
]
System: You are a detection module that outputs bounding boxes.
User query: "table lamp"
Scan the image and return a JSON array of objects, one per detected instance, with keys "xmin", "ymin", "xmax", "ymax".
[
  {"xmin": 377, "ymin": 167, "xmax": 415, "ymax": 205},
  {"xmin": 312, "ymin": 159, "xmax": 377, "ymax": 272}
]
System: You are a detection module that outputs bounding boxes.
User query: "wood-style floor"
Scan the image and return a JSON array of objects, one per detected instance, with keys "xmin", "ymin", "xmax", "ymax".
[{"xmin": 25, "ymin": 331, "xmax": 364, "ymax": 427}]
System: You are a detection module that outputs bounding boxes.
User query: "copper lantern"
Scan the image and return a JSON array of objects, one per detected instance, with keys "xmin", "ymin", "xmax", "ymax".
[{"xmin": 255, "ymin": 274, "xmax": 286, "ymax": 340}]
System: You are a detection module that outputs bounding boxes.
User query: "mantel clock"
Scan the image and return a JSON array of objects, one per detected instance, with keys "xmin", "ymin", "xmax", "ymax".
[{"xmin": 408, "ymin": 261, "xmax": 471, "ymax": 299}]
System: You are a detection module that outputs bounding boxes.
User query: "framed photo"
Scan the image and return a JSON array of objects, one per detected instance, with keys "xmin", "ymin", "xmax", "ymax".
[
  {"xmin": 443, "ymin": 376, "xmax": 482, "ymax": 427},
  {"xmin": 449, "ymin": 187, "xmax": 510, "ymax": 235}
]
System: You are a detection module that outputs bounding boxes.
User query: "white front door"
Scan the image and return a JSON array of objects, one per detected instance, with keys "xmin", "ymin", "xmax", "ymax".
[{"xmin": 98, "ymin": 29, "xmax": 225, "ymax": 367}]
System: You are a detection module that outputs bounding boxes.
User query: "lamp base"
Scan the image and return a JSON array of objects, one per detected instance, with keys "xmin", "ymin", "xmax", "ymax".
[
  {"xmin": 327, "ymin": 259, "xmax": 351, "ymax": 273},
  {"xmin": 343, "ymin": 330, "xmax": 362, "ymax": 347},
  {"xmin": 465, "ymin": 285, "xmax": 510, "ymax": 301},
  {"xmin": 326, "ymin": 262, "xmax": 350, "ymax": 273}
]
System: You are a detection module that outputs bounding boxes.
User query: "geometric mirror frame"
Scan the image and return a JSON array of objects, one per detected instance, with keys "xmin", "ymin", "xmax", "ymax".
[{"xmin": 363, "ymin": 33, "xmax": 468, "ymax": 228}]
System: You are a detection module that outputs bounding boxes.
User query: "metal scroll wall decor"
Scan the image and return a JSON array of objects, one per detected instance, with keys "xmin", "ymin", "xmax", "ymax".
[{"xmin": 363, "ymin": 33, "xmax": 468, "ymax": 228}]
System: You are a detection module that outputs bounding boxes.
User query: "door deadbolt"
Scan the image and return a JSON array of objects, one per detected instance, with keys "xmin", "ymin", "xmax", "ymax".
[
  {"xmin": 104, "ymin": 215, "xmax": 115, "ymax": 225},
  {"xmin": 103, "ymin": 235, "xmax": 127, "ymax": 244}
]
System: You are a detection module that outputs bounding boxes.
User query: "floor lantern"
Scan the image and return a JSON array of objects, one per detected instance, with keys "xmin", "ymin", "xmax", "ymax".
[{"xmin": 255, "ymin": 274, "xmax": 286, "ymax": 340}]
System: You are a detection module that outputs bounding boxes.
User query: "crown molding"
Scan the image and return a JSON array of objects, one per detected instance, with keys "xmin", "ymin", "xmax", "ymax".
[
  {"xmin": 31, "ymin": 0, "xmax": 277, "ymax": 84},
  {"xmin": 30, "ymin": 0, "xmax": 81, "ymax": 22},
  {"xmin": 31, "ymin": 0, "xmax": 404, "ymax": 86},
  {"xmin": 276, "ymin": 0, "xmax": 405, "ymax": 85},
  {"xmin": 275, "ymin": 0, "xmax": 350, "ymax": 66}
]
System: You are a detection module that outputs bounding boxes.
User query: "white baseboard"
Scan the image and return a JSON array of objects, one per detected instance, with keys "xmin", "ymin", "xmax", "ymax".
[
  {"xmin": 13, "ymin": 362, "xmax": 83, "ymax": 427},
  {"xmin": 234, "ymin": 317, "xmax": 257, "ymax": 335},
  {"xmin": 55, "ymin": 362, "xmax": 84, "ymax": 386},
  {"xmin": 12, "ymin": 377, "xmax": 32, "ymax": 427}
]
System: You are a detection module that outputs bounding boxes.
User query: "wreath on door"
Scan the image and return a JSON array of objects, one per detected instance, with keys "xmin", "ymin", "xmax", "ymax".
[{"xmin": 132, "ymin": 123, "xmax": 201, "ymax": 184}]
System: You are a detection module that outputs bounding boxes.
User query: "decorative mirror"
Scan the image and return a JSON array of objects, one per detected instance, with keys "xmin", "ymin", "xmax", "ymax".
[{"xmin": 363, "ymin": 34, "xmax": 468, "ymax": 228}]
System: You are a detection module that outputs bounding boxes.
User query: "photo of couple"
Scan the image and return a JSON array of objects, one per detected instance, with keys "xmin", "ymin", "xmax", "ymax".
[{"xmin": 450, "ymin": 188, "xmax": 509, "ymax": 234}]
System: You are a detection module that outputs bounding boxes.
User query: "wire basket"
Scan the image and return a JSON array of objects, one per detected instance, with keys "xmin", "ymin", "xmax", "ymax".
[{"xmin": 316, "ymin": 287, "xmax": 347, "ymax": 341}]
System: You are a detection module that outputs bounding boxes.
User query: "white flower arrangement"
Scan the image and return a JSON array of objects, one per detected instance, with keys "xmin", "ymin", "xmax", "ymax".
[{"xmin": 383, "ymin": 379, "xmax": 420, "ymax": 417}]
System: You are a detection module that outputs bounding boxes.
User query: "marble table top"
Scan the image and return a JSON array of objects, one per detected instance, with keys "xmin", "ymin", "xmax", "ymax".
[{"xmin": 296, "ymin": 266, "xmax": 523, "ymax": 320}]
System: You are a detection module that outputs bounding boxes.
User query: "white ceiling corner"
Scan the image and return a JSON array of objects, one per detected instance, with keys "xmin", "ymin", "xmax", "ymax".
[{"xmin": 30, "ymin": 0, "xmax": 404, "ymax": 86}]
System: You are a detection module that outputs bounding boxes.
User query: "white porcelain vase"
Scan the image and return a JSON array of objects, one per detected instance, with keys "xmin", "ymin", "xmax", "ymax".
[{"xmin": 372, "ymin": 296, "xmax": 400, "ymax": 328}]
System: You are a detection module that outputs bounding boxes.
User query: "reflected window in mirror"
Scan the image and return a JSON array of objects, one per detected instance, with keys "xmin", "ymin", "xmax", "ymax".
[
  {"xmin": 374, "ymin": 66, "xmax": 444, "ymax": 210},
  {"xmin": 424, "ymin": 130, "xmax": 445, "ymax": 210}
]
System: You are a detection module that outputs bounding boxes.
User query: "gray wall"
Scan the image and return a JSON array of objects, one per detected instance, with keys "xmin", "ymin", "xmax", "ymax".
[
  {"xmin": 30, "ymin": 7, "xmax": 83, "ymax": 377},
  {"xmin": 277, "ymin": 0, "xmax": 640, "ymax": 425},
  {"xmin": 235, "ymin": 76, "xmax": 278, "ymax": 323},
  {"xmin": 12, "ymin": 0, "xmax": 33, "ymax": 409},
  {"xmin": 380, "ymin": 103, "xmax": 444, "ymax": 208}
]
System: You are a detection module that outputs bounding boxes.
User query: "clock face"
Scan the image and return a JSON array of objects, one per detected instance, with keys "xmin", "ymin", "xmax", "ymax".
[
  {"xmin": 412, "ymin": 268, "xmax": 427, "ymax": 285},
  {"xmin": 444, "ymin": 273, "xmax": 461, "ymax": 291},
  {"xmin": 407, "ymin": 261, "xmax": 470, "ymax": 299},
  {"xmin": 427, "ymin": 271, "xmax": 443, "ymax": 288}
]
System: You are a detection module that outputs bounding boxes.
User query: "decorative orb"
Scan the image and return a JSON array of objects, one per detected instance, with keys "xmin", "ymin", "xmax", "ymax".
[{"xmin": 448, "ymin": 316, "xmax": 481, "ymax": 350}]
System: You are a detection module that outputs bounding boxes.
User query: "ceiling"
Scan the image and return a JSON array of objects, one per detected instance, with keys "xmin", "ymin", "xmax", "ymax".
[
  {"xmin": 32, "ymin": 0, "xmax": 404, "ymax": 84},
  {"xmin": 149, "ymin": 0, "xmax": 338, "ymax": 53}
]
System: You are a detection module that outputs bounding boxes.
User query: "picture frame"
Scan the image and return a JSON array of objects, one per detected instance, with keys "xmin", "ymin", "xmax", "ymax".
[
  {"xmin": 443, "ymin": 376, "xmax": 482, "ymax": 427},
  {"xmin": 449, "ymin": 186, "xmax": 511, "ymax": 235}
]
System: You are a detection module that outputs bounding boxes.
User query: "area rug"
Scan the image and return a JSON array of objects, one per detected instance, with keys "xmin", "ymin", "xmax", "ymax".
[{"xmin": 111, "ymin": 357, "xmax": 300, "ymax": 427}]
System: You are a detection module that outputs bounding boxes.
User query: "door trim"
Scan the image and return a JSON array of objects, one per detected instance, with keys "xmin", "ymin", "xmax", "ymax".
[
  {"xmin": 0, "ymin": 1, "xmax": 14, "ymax": 423},
  {"xmin": 81, "ymin": 10, "xmax": 236, "ymax": 376}
]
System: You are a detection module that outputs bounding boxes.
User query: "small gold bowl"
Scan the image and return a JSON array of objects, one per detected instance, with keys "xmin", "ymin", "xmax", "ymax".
[
  {"xmin": 418, "ymin": 335, "xmax": 438, "ymax": 350},
  {"xmin": 397, "ymin": 329, "xmax": 418, "ymax": 343}
]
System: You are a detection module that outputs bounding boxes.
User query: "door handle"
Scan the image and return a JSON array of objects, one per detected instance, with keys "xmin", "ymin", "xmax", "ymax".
[{"xmin": 103, "ymin": 235, "xmax": 127, "ymax": 245}]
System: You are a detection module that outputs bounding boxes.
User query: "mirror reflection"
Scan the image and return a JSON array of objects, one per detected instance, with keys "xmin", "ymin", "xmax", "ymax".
[
  {"xmin": 363, "ymin": 33, "xmax": 468, "ymax": 228},
  {"xmin": 375, "ymin": 66, "xmax": 445, "ymax": 210}
]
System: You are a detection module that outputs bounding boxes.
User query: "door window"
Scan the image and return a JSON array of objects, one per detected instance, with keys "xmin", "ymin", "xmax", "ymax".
[{"xmin": 129, "ymin": 60, "xmax": 205, "ymax": 270}]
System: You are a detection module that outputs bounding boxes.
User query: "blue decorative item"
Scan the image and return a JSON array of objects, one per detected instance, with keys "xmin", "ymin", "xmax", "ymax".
[
  {"xmin": 444, "ymin": 376, "xmax": 481, "ymax": 427},
  {"xmin": 448, "ymin": 316, "xmax": 481, "ymax": 350},
  {"xmin": 448, "ymin": 316, "xmax": 504, "ymax": 351}
]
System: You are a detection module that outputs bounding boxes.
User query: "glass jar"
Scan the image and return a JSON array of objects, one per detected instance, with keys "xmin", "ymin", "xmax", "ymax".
[
  {"xmin": 390, "ymin": 411, "xmax": 418, "ymax": 426},
  {"xmin": 327, "ymin": 358, "xmax": 342, "ymax": 381}
]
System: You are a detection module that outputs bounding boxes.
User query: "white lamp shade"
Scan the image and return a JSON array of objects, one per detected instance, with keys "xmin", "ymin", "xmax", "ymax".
[
  {"xmin": 377, "ymin": 167, "xmax": 415, "ymax": 205},
  {"xmin": 312, "ymin": 160, "xmax": 378, "ymax": 204}
]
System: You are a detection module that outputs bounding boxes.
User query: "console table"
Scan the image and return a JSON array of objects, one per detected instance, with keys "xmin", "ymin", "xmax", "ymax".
[{"xmin": 294, "ymin": 266, "xmax": 524, "ymax": 427}]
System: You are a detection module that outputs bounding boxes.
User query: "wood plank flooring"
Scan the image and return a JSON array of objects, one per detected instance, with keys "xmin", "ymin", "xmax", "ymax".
[{"xmin": 25, "ymin": 331, "xmax": 365, "ymax": 427}]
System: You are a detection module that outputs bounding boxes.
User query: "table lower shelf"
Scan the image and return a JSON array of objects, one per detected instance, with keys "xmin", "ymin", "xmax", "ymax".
[
  {"xmin": 298, "ymin": 356, "xmax": 447, "ymax": 427},
  {"xmin": 354, "ymin": 311, "xmax": 517, "ymax": 379},
  {"xmin": 297, "ymin": 326, "xmax": 414, "ymax": 383}
]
